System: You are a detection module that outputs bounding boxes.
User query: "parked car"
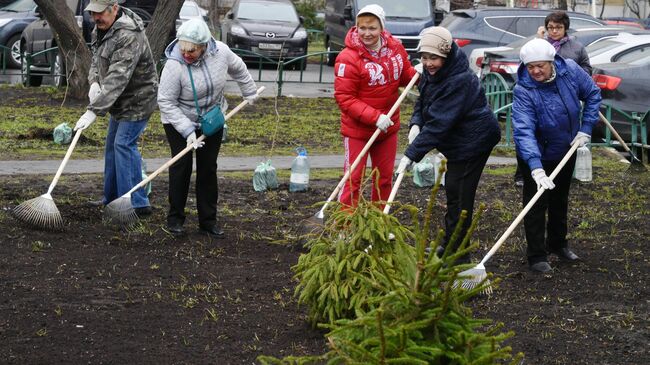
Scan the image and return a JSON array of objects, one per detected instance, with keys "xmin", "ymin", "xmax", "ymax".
[
  {"xmin": 439, "ymin": 7, "xmax": 605, "ymax": 57},
  {"xmin": 603, "ymin": 17, "xmax": 645, "ymax": 29},
  {"xmin": 591, "ymin": 48, "xmax": 650, "ymax": 154},
  {"xmin": 479, "ymin": 29, "xmax": 650, "ymax": 86},
  {"xmin": 220, "ymin": 0, "xmax": 308, "ymax": 70},
  {"xmin": 20, "ymin": 0, "xmax": 156, "ymax": 87},
  {"xmin": 0, "ymin": 0, "xmax": 36, "ymax": 68},
  {"xmin": 323, "ymin": 0, "xmax": 442, "ymax": 66},
  {"xmin": 176, "ymin": 0, "xmax": 208, "ymax": 30},
  {"xmin": 586, "ymin": 32, "xmax": 650, "ymax": 65}
]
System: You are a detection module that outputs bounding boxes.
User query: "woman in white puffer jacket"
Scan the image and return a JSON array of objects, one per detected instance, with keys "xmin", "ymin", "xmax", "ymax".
[{"xmin": 157, "ymin": 18, "xmax": 258, "ymax": 238}]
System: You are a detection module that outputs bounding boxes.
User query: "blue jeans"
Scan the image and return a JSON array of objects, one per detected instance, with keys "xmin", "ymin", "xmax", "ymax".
[{"xmin": 103, "ymin": 117, "xmax": 149, "ymax": 209}]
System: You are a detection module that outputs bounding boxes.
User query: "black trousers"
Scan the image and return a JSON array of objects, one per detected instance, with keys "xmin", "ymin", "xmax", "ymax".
[
  {"xmin": 443, "ymin": 151, "xmax": 491, "ymax": 251},
  {"xmin": 163, "ymin": 124, "xmax": 223, "ymax": 229},
  {"xmin": 517, "ymin": 154, "xmax": 577, "ymax": 264}
]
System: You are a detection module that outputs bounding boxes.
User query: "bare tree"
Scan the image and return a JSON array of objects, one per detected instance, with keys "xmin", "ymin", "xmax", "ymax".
[
  {"xmin": 624, "ymin": 0, "xmax": 643, "ymax": 18},
  {"xmin": 32, "ymin": 0, "xmax": 184, "ymax": 101},
  {"xmin": 145, "ymin": 0, "xmax": 185, "ymax": 62},
  {"xmin": 34, "ymin": 0, "xmax": 91, "ymax": 100}
]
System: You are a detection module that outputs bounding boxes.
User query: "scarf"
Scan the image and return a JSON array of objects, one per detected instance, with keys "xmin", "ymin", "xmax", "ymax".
[{"xmin": 548, "ymin": 36, "xmax": 569, "ymax": 52}]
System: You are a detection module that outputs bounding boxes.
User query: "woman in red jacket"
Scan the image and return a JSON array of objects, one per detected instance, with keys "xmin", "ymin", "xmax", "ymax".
[{"xmin": 334, "ymin": 4, "xmax": 418, "ymax": 208}]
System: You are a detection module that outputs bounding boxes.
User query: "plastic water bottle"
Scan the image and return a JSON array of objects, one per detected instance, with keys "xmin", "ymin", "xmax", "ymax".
[
  {"xmin": 575, "ymin": 146, "xmax": 592, "ymax": 182},
  {"xmin": 289, "ymin": 147, "xmax": 310, "ymax": 192}
]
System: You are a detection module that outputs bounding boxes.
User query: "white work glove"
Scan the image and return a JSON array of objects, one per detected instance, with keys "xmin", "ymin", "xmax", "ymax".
[
  {"xmin": 375, "ymin": 114, "xmax": 393, "ymax": 133},
  {"xmin": 571, "ymin": 132, "xmax": 590, "ymax": 148},
  {"xmin": 414, "ymin": 63, "xmax": 423, "ymax": 74},
  {"xmin": 88, "ymin": 82, "xmax": 101, "ymax": 104},
  {"xmin": 395, "ymin": 156, "xmax": 413, "ymax": 175},
  {"xmin": 186, "ymin": 132, "xmax": 205, "ymax": 150},
  {"xmin": 74, "ymin": 110, "xmax": 97, "ymax": 131},
  {"xmin": 408, "ymin": 125, "xmax": 420, "ymax": 144},
  {"xmin": 531, "ymin": 168, "xmax": 555, "ymax": 191},
  {"xmin": 244, "ymin": 93, "xmax": 258, "ymax": 105}
]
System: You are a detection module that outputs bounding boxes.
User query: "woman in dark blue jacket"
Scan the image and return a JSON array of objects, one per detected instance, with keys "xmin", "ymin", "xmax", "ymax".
[
  {"xmin": 396, "ymin": 27, "xmax": 500, "ymax": 262},
  {"xmin": 513, "ymin": 39, "xmax": 601, "ymax": 273}
]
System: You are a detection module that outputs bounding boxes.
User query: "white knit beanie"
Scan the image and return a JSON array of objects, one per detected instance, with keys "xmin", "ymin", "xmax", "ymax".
[
  {"xmin": 177, "ymin": 18, "xmax": 211, "ymax": 45},
  {"xmin": 357, "ymin": 4, "xmax": 385, "ymax": 29},
  {"xmin": 520, "ymin": 38, "xmax": 556, "ymax": 65}
]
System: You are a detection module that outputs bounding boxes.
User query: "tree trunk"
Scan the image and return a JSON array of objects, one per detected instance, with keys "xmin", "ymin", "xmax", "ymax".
[
  {"xmin": 146, "ymin": 0, "xmax": 185, "ymax": 63},
  {"xmin": 558, "ymin": 0, "xmax": 568, "ymax": 10},
  {"xmin": 34, "ymin": 0, "xmax": 90, "ymax": 100}
]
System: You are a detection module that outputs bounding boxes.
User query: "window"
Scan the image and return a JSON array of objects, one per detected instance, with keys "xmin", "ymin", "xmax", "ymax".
[
  {"xmin": 614, "ymin": 44, "xmax": 650, "ymax": 64},
  {"xmin": 569, "ymin": 18, "xmax": 603, "ymax": 30}
]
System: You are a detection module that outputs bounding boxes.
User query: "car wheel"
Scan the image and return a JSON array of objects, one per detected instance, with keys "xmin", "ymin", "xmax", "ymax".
[
  {"xmin": 53, "ymin": 52, "xmax": 67, "ymax": 88},
  {"xmin": 20, "ymin": 48, "xmax": 42, "ymax": 87},
  {"xmin": 7, "ymin": 34, "xmax": 22, "ymax": 69},
  {"xmin": 326, "ymin": 38, "xmax": 336, "ymax": 67}
]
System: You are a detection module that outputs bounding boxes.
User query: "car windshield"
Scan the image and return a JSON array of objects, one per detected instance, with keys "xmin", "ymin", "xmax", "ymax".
[
  {"xmin": 237, "ymin": 1, "xmax": 298, "ymax": 22},
  {"xmin": 357, "ymin": 0, "xmax": 431, "ymax": 19},
  {"xmin": 586, "ymin": 39, "xmax": 625, "ymax": 57},
  {"xmin": 1, "ymin": 0, "xmax": 34, "ymax": 12}
]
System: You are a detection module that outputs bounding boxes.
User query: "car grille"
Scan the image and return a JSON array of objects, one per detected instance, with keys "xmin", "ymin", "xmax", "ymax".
[
  {"xmin": 250, "ymin": 31, "xmax": 291, "ymax": 39},
  {"xmin": 396, "ymin": 37, "xmax": 421, "ymax": 51}
]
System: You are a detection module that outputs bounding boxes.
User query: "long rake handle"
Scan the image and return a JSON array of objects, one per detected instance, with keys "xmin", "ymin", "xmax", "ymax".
[
  {"xmin": 123, "ymin": 86, "xmax": 266, "ymax": 196},
  {"xmin": 599, "ymin": 111, "xmax": 638, "ymax": 157},
  {"xmin": 383, "ymin": 169, "xmax": 405, "ymax": 214},
  {"xmin": 47, "ymin": 128, "xmax": 83, "ymax": 194},
  {"xmin": 318, "ymin": 72, "xmax": 420, "ymax": 214},
  {"xmin": 479, "ymin": 142, "xmax": 580, "ymax": 265}
]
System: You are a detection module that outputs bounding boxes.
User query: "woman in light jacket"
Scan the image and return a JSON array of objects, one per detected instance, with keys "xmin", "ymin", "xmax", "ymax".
[{"xmin": 157, "ymin": 19, "xmax": 258, "ymax": 237}]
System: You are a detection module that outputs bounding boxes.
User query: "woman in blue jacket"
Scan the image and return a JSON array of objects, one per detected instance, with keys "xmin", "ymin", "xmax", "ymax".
[
  {"xmin": 396, "ymin": 27, "xmax": 500, "ymax": 262},
  {"xmin": 513, "ymin": 39, "xmax": 601, "ymax": 273}
]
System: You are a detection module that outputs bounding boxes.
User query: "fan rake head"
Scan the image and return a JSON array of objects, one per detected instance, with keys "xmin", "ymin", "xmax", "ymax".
[
  {"xmin": 454, "ymin": 263, "xmax": 493, "ymax": 295},
  {"xmin": 12, "ymin": 193, "xmax": 64, "ymax": 231},
  {"xmin": 103, "ymin": 194, "xmax": 138, "ymax": 228}
]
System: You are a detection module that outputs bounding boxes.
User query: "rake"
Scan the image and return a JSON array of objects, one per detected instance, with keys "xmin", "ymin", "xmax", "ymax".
[
  {"xmin": 13, "ymin": 128, "xmax": 83, "ymax": 230},
  {"xmin": 103, "ymin": 86, "xmax": 265, "ymax": 227},
  {"xmin": 599, "ymin": 111, "xmax": 647, "ymax": 173},
  {"xmin": 458, "ymin": 142, "xmax": 581, "ymax": 294},
  {"xmin": 311, "ymin": 72, "xmax": 420, "ymax": 223}
]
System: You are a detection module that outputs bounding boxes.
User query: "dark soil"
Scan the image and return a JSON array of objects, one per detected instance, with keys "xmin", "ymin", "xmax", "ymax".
[{"xmin": 1, "ymin": 160, "xmax": 649, "ymax": 364}]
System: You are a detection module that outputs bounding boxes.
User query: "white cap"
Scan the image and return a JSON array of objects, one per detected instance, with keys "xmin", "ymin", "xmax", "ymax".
[
  {"xmin": 177, "ymin": 19, "xmax": 211, "ymax": 45},
  {"xmin": 357, "ymin": 4, "xmax": 385, "ymax": 29},
  {"xmin": 520, "ymin": 38, "xmax": 556, "ymax": 65}
]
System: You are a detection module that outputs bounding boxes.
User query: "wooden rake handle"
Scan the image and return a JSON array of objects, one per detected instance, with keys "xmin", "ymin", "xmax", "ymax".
[
  {"xmin": 479, "ymin": 142, "xmax": 580, "ymax": 265},
  {"xmin": 124, "ymin": 86, "xmax": 266, "ymax": 196},
  {"xmin": 319, "ymin": 72, "xmax": 420, "ymax": 212},
  {"xmin": 599, "ymin": 111, "xmax": 634, "ymax": 154},
  {"xmin": 383, "ymin": 168, "xmax": 405, "ymax": 214},
  {"xmin": 47, "ymin": 128, "xmax": 83, "ymax": 195}
]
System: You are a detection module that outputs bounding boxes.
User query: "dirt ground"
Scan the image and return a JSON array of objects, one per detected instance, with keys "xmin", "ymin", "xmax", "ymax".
[{"xmin": 0, "ymin": 157, "xmax": 648, "ymax": 364}]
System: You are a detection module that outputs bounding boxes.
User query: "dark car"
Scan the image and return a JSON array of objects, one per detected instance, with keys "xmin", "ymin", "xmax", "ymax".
[
  {"xmin": 440, "ymin": 7, "xmax": 605, "ymax": 57},
  {"xmin": 479, "ymin": 28, "xmax": 650, "ymax": 87},
  {"xmin": 0, "ymin": 0, "xmax": 37, "ymax": 68},
  {"xmin": 591, "ymin": 45, "xmax": 650, "ymax": 152},
  {"xmin": 20, "ymin": 0, "xmax": 156, "ymax": 87},
  {"xmin": 220, "ymin": 0, "xmax": 308, "ymax": 70}
]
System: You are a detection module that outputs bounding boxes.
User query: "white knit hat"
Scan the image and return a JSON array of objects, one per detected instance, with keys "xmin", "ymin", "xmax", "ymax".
[
  {"xmin": 418, "ymin": 27, "xmax": 453, "ymax": 58},
  {"xmin": 520, "ymin": 38, "xmax": 556, "ymax": 65},
  {"xmin": 177, "ymin": 19, "xmax": 212, "ymax": 45},
  {"xmin": 357, "ymin": 4, "xmax": 385, "ymax": 29}
]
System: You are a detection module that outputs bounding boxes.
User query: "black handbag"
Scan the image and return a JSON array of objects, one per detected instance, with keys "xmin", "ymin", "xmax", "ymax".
[{"xmin": 187, "ymin": 65, "xmax": 225, "ymax": 137}]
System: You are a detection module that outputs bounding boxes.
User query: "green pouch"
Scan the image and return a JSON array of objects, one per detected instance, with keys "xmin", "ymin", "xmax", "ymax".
[
  {"xmin": 253, "ymin": 160, "xmax": 279, "ymax": 192},
  {"xmin": 53, "ymin": 122, "xmax": 72, "ymax": 145},
  {"xmin": 187, "ymin": 65, "xmax": 225, "ymax": 137}
]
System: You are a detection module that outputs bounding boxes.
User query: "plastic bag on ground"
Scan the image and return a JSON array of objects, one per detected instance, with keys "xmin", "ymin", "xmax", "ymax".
[
  {"xmin": 53, "ymin": 122, "xmax": 72, "ymax": 145},
  {"xmin": 412, "ymin": 157, "xmax": 436, "ymax": 187},
  {"xmin": 253, "ymin": 160, "xmax": 279, "ymax": 192}
]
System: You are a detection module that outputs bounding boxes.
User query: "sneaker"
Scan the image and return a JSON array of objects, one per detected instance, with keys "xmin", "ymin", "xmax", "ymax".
[
  {"xmin": 200, "ymin": 225, "xmax": 225, "ymax": 238},
  {"xmin": 550, "ymin": 248, "xmax": 579, "ymax": 261},
  {"xmin": 134, "ymin": 206, "xmax": 153, "ymax": 218},
  {"xmin": 165, "ymin": 222, "xmax": 184, "ymax": 236}
]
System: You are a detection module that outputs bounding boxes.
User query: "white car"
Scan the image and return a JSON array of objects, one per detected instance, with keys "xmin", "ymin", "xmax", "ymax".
[
  {"xmin": 468, "ymin": 45, "xmax": 512, "ymax": 76},
  {"xmin": 587, "ymin": 33, "xmax": 650, "ymax": 65},
  {"xmin": 176, "ymin": 0, "xmax": 209, "ymax": 29}
]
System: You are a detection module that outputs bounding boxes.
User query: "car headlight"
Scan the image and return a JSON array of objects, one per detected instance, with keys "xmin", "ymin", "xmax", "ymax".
[
  {"xmin": 0, "ymin": 19, "xmax": 12, "ymax": 28},
  {"xmin": 230, "ymin": 24, "xmax": 246, "ymax": 36},
  {"xmin": 293, "ymin": 28, "xmax": 307, "ymax": 39}
]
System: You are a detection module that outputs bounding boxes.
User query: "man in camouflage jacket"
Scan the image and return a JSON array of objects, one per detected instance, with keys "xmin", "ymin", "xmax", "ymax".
[{"xmin": 74, "ymin": 0, "xmax": 158, "ymax": 216}]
